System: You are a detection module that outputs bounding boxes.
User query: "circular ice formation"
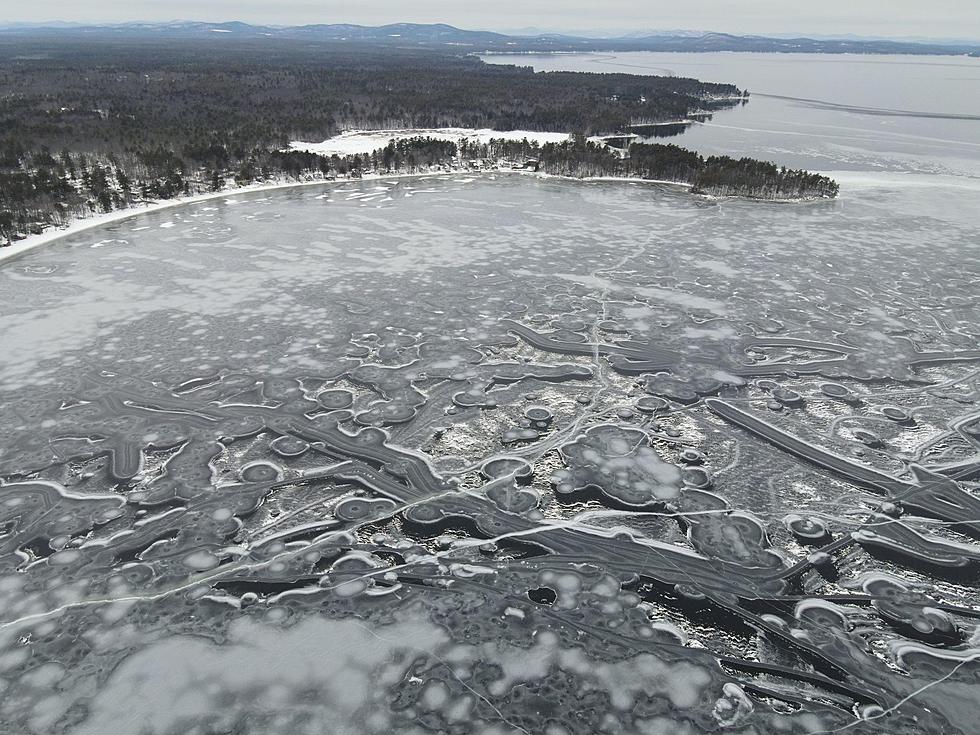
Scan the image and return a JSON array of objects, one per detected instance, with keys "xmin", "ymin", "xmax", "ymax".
[
  {"xmin": 783, "ymin": 514, "xmax": 830, "ymax": 544},
  {"xmin": 355, "ymin": 402, "xmax": 417, "ymax": 425},
  {"xmin": 240, "ymin": 461, "xmax": 284, "ymax": 483},
  {"xmin": 215, "ymin": 414, "xmax": 265, "ymax": 439},
  {"xmin": 598, "ymin": 320, "xmax": 628, "ymax": 333},
  {"xmin": 820, "ymin": 382, "xmax": 858, "ymax": 402},
  {"xmin": 263, "ymin": 377, "xmax": 302, "ymax": 401},
  {"xmin": 682, "ymin": 467, "xmax": 712, "ymax": 489},
  {"xmin": 270, "ymin": 435, "xmax": 310, "ymax": 458},
  {"xmin": 183, "ymin": 550, "xmax": 221, "ymax": 571},
  {"xmin": 678, "ymin": 448, "xmax": 705, "ymax": 465},
  {"xmin": 452, "ymin": 388, "xmax": 497, "ymax": 409},
  {"xmin": 881, "ymin": 406, "xmax": 912, "ymax": 423},
  {"xmin": 487, "ymin": 483, "xmax": 539, "ymax": 513},
  {"xmin": 635, "ymin": 396, "xmax": 667, "ymax": 414},
  {"xmin": 334, "ymin": 496, "xmax": 398, "ymax": 522},
  {"xmin": 851, "ymin": 429, "xmax": 882, "ymax": 447},
  {"xmin": 674, "ymin": 584, "xmax": 707, "ymax": 601},
  {"xmin": 794, "ymin": 599, "xmax": 850, "ymax": 632},
  {"xmin": 771, "ymin": 387, "xmax": 803, "ymax": 407},
  {"xmin": 352, "ymin": 427, "xmax": 387, "ymax": 447},
  {"xmin": 757, "ymin": 317, "xmax": 784, "ymax": 333},
  {"xmin": 402, "ymin": 502, "xmax": 445, "ymax": 527},
  {"xmin": 502, "ymin": 428, "xmax": 539, "ymax": 444},
  {"xmin": 481, "ymin": 457, "xmax": 533, "ymax": 480},
  {"xmin": 524, "ymin": 406, "xmax": 553, "ymax": 424},
  {"xmin": 324, "ymin": 550, "xmax": 391, "ymax": 598},
  {"xmin": 316, "ymin": 389, "xmax": 354, "ymax": 410},
  {"xmin": 643, "ymin": 374, "xmax": 700, "ymax": 404},
  {"xmin": 858, "ymin": 705, "xmax": 886, "ymax": 721}
]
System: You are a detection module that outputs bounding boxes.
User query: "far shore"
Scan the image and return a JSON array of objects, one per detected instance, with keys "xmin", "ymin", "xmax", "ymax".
[{"xmin": 0, "ymin": 167, "xmax": 837, "ymax": 266}]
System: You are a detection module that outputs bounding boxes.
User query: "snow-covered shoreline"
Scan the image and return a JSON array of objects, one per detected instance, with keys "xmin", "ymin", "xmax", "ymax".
[
  {"xmin": 0, "ymin": 165, "xmax": 842, "ymax": 265},
  {"xmin": 8, "ymin": 123, "xmax": 843, "ymax": 264},
  {"xmin": 0, "ymin": 170, "xmax": 466, "ymax": 265},
  {"xmin": 0, "ymin": 167, "xmax": 696, "ymax": 265}
]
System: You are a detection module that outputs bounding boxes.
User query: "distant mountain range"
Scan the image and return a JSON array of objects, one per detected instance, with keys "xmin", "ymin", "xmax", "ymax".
[{"xmin": 1, "ymin": 21, "xmax": 978, "ymax": 56}]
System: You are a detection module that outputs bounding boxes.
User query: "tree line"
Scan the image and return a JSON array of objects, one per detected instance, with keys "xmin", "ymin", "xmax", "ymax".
[
  {"xmin": 0, "ymin": 136, "xmax": 838, "ymax": 242},
  {"xmin": 0, "ymin": 36, "xmax": 834, "ymax": 242},
  {"xmin": 526, "ymin": 139, "xmax": 839, "ymax": 198}
]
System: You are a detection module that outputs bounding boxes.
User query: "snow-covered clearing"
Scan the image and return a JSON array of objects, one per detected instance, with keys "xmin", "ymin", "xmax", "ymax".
[{"xmin": 288, "ymin": 128, "xmax": 572, "ymax": 156}]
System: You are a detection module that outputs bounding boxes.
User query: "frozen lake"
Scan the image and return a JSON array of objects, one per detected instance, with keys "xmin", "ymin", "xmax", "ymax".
[
  {"xmin": 484, "ymin": 51, "xmax": 980, "ymax": 179},
  {"xmin": 1, "ymin": 54, "xmax": 979, "ymax": 735}
]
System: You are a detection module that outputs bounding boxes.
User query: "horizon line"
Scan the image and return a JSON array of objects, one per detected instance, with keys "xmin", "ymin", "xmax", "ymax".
[{"xmin": 0, "ymin": 19, "xmax": 978, "ymax": 45}]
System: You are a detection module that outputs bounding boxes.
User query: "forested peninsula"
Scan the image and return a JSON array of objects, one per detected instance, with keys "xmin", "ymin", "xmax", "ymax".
[{"xmin": 0, "ymin": 36, "xmax": 837, "ymax": 244}]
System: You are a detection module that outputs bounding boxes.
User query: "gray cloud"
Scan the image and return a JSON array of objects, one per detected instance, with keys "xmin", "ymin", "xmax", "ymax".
[{"xmin": 9, "ymin": 0, "xmax": 980, "ymax": 40}]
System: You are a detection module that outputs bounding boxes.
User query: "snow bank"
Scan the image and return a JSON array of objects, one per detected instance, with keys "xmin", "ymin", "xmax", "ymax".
[{"xmin": 288, "ymin": 128, "xmax": 572, "ymax": 157}]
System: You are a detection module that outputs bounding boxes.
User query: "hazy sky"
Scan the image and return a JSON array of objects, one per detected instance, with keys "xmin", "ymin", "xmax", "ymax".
[{"xmin": 6, "ymin": 0, "xmax": 980, "ymax": 40}]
